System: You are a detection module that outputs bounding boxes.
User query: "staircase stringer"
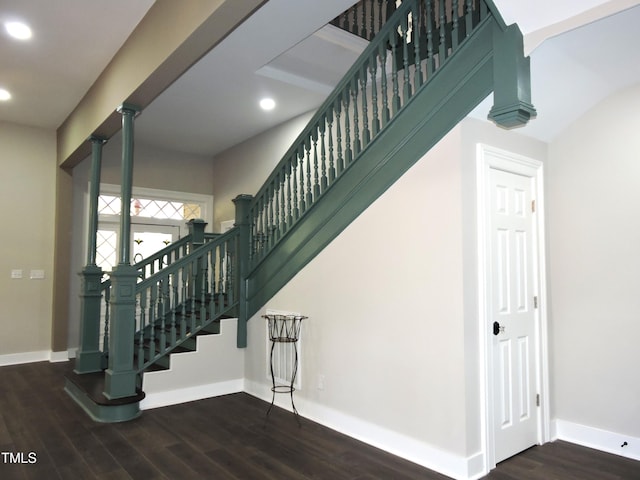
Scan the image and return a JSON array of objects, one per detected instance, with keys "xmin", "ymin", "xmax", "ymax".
[
  {"xmin": 245, "ymin": 17, "xmax": 496, "ymax": 317},
  {"xmin": 136, "ymin": 301, "xmax": 238, "ymax": 373}
]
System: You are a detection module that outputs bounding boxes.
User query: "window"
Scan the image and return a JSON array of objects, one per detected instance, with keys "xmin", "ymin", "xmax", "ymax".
[
  {"xmin": 98, "ymin": 194, "xmax": 202, "ymax": 220},
  {"xmin": 93, "ymin": 185, "xmax": 213, "ymax": 272}
]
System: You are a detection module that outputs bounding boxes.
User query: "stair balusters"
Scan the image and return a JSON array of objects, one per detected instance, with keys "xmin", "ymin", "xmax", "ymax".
[{"xmin": 247, "ymin": 0, "xmax": 500, "ymax": 276}]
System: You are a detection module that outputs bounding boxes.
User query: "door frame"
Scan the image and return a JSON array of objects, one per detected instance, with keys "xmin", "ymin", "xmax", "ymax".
[{"xmin": 476, "ymin": 144, "xmax": 550, "ymax": 473}]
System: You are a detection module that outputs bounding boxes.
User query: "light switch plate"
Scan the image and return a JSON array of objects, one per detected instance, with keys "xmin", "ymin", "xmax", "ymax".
[
  {"xmin": 30, "ymin": 269, "xmax": 45, "ymax": 279},
  {"xmin": 11, "ymin": 269, "xmax": 23, "ymax": 279}
]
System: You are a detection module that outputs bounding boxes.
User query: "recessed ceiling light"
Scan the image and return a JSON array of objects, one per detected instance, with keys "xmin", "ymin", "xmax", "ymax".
[
  {"xmin": 0, "ymin": 89, "xmax": 11, "ymax": 101},
  {"xmin": 5, "ymin": 21, "xmax": 32, "ymax": 40},
  {"xmin": 259, "ymin": 98, "xmax": 276, "ymax": 111}
]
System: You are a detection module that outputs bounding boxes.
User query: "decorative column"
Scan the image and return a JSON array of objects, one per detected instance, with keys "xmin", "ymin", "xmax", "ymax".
[
  {"xmin": 75, "ymin": 136, "xmax": 107, "ymax": 374},
  {"xmin": 104, "ymin": 103, "xmax": 141, "ymax": 399},
  {"xmin": 488, "ymin": 23, "xmax": 537, "ymax": 128},
  {"xmin": 117, "ymin": 103, "xmax": 139, "ymax": 266},
  {"xmin": 233, "ymin": 194, "xmax": 253, "ymax": 348}
]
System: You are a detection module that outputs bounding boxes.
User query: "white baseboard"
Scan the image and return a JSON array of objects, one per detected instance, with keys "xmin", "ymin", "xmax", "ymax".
[
  {"xmin": 553, "ymin": 419, "xmax": 640, "ymax": 462},
  {"xmin": 466, "ymin": 452, "xmax": 486, "ymax": 480},
  {"xmin": 0, "ymin": 349, "xmax": 77, "ymax": 366},
  {"xmin": 140, "ymin": 378, "xmax": 244, "ymax": 410},
  {"xmin": 244, "ymin": 379, "xmax": 481, "ymax": 480},
  {"xmin": 0, "ymin": 350, "xmax": 55, "ymax": 366},
  {"xmin": 49, "ymin": 350, "xmax": 71, "ymax": 363}
]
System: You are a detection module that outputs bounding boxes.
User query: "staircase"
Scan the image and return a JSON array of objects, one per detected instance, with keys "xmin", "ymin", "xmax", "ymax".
[
  {"xmin": 66, "ymin": 0, "xmax": 535, "ymax": 422},
  {"xmin": 66, "ymin": 223, "xmax": 241, "ymax": 421}
]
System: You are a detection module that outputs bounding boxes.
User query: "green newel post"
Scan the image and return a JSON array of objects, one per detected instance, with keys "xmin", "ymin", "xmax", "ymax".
[
  {"xmin": 75, "ymin": 137, "xmax": 107, "ymax": 374},
  {"xmin": 104, "ymin": 265, "xmax": 138, "ymax": 399},
  {"xmin": 104, "ymin": 103, "xmax": 141, "ymax": 399},
  {"xmin": 187, "ymin": 219, "xmax": 207, "ymax": 250},
  {"xmin": 489, "ymin": 23, "xmax": 537, "ymax": 128},
  {"xmin": 233, "ymin": 194, "xmax": 253, "ymax": 348},
  {"xmin": 187, "ymin": 218, "xmax": 207, "ymax": 304}
]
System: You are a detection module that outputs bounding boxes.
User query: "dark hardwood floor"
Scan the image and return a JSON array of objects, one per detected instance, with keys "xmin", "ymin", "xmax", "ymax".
[{"xmin": 0, "ymin": 361, "xmax": 638, "ymax": 479}]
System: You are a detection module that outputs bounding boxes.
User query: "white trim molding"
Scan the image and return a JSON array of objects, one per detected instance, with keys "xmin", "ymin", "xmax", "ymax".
[
  {"xmin": 245, "ymin": 379, "xmax": 482, "ymax": 480},
  {"xmin": 553, "ymin": 419, "xmax": 640, "ymax": 462},
  {"xmin": 0, "ymin": 351, "xmax": 49, "ymax": 366},
  {"xmin": 49, "ymin": 350, "xmax": 71, "ymax": 363},
  {"xmin": 0, "ymin": 350, "xmax": 72, "ymax": 366},
  {"xmin": 140, "ymin": 379, "xmax": 245, "ymax": 410}
]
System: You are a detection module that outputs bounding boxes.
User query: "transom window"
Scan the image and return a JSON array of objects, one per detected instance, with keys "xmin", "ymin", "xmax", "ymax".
[{"xmin": 98, "ymin": 194, "xmax": 201, "ymax": 220}]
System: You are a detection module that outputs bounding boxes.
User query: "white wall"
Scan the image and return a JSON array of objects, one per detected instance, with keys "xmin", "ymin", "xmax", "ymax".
[
  {"xmin": 0, "ymin": 122, "xmax": 56, "ymax": 360},
  {"xmin": 212, "ymin": 111, "xmax": 314, "ymax": 229},
  {"xmin": 212, "ymin": 111, "xmax": 551, "ymax": 477},
  {"xmin": 141, "ymin": 318, "xmax": 245, "ymax": 409},
  {"xmin": 238, "ymin": 125, "xmax": 475, "ymax": 475},
  {"xmin": 87, "ymin": 134, "xmax": 216, "ymax": 194},
  {"xmin": 547, "ymin": 83, "xmax": 640, "ymax": 439}
]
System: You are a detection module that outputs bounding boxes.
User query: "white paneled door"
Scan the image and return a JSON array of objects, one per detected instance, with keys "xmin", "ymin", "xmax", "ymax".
[{"xmin": 489, "ymin": 167, "xmax": 539, "ymax": 463}]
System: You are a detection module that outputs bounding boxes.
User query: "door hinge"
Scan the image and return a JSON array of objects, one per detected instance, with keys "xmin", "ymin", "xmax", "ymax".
[
  {"xmin": 534, "ymin": 296, "xmax": 538, "ymax": 309},
  {"xmin": 536, "ymin": 393, "xmax": 540, "ymax": 407},
  {"xmin": 531, "ymin": 200, "xmax": 536, "ymax": 213}
]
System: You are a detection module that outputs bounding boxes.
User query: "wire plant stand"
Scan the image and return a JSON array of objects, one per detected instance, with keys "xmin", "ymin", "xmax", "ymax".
[{"xmin": 263, "ymin": 314, "xmax": 307, "ymax": 425}]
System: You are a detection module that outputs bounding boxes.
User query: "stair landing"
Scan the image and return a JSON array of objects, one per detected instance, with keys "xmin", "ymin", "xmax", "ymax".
[{"xmin": 64, "ymin": 362, "xmax": 145, "ymax": 423}]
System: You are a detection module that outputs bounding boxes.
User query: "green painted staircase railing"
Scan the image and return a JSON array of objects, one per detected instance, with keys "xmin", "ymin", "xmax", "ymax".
[
  {"xmin": 243, "ymin": 0, "xmax": 534, "ymax": 318},
  {"xmin": 130, "ymin": 228, "xmax": 239, "ymax": 374},
  {"xmin": 91, "ymin": 221, "xmax": 226, "ymax": 371},
  {"xmin": 67, "ymin": 0, "xmax": 534, "ymax": 422},
  {"xmin": 66, "ymin": 219, "xmax": 245, "ymax": 421}
]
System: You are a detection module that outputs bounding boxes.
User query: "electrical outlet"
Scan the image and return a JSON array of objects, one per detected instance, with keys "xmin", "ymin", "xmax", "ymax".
[
  {"xmin": 11, "ymin": 269, "xmax": 23, "ymax": 279},
  {"xmin": 317, "ymin": 374, "xmax": 325, "ymax": 390}
]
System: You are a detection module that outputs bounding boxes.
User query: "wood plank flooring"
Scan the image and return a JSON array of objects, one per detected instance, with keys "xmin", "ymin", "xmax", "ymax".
[{"xmin": 0, "ymin": 361, "xmax": 638, "ymax": 479}]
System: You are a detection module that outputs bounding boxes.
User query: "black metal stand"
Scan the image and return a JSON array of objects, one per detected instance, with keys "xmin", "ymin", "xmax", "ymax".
[{"xmin": 263, "ymin": 314, "xmax": 307, "ymax": 425}]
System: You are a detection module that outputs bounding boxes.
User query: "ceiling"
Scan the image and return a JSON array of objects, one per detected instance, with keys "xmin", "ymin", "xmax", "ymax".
[
  {"xmin": 0, "ymin": 0, "xmax": 154, "ymax": 129},
  {"xmin": 1, "ymin": 0, "xmax": 640, "ymax": 158},
  {"xmin": 470, "ymin": 1, "xmax": 640, "ymax": 141},
  {"xmin": 135, "ymin": 0, "xmax": 368, "ymax": 156}
]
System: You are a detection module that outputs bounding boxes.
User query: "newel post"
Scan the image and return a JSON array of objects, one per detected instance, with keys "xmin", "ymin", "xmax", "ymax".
[
  {"xmin": 488, "ymin": 23, "xmax": 537, "ymax": 128},
  {"xmin": 104, "ymin": 103, "xmax": 141, "ymax": 399},
  {"xmin": 187, "ymin": 218, "xmax": 208, "ymax": 303},
  {"xmin": 187, "ymin": 218, "xmax": 208, "ymax": 251},
  {"xmin": 75, "ymin": 136, "xmax": 107, "ymax": 374},
  {"xmin": 233, "ymin": 194, "xmax": 253, "ymax": 348}
]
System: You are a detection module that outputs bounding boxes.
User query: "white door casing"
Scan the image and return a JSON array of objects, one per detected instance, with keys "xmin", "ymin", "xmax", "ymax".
[{"xmin": 477, "ymin": 144, "xmax": 550, "ymax": 473}]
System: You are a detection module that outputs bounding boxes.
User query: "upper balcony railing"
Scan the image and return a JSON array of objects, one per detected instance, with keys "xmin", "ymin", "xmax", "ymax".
[{"xmin": 330, "ymin": 0, "xmax": 397, "ymax": 41}]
